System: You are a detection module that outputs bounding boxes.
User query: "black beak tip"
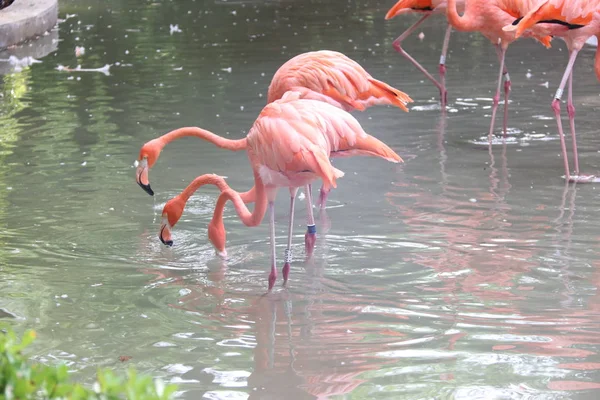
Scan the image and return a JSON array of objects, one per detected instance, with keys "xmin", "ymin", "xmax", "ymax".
[
  {"xmin": 137, "ymin": 181, "xmax": 154, "ymax": 196},
  {"xmin": 159, "ymin": 235, "xmax": 173, "ymax": 247}
]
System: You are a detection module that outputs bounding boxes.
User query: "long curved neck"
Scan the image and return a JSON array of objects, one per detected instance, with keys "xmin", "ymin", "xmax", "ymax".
[
  {"xmin": 178, "ymin": 174, "xmax": 233, "ymax": 204},
  {"xmin": 218, "ymin": 174, "xmax": 267, "ymax": 228},
  {"xmin": 446, "ymin": 0, "xmax": 478, "ymax": 32},
  {"xmin": 212, "ymin": 186, "xmax": 257, "ymax": 226},
  {"xmin": 178, "ymin": 173, "xmax": 266, "ymax": 227},
  {"xmin": 158, "ymin": 127, "xmax": 247, "ymax": 152}
]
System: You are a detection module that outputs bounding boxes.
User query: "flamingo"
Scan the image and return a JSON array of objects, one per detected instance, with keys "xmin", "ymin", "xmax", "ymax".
[
  {"xmin": 445, "ymin": 0, "xmax": 553, "ymax": 137},
  {"xmin": 385, "ymin": 0, "xmax": 466, "ymax": 107},
  {"xmin": 135, "ymin": 50, "xmax": 412, "ymax": 207},
  {"xmin": 504, "ymin": 0, "xmax": 600, "ymax": 182},
  {"xmin": 157, "ymin": 92, "xmax": 403, "ymax": 290}
]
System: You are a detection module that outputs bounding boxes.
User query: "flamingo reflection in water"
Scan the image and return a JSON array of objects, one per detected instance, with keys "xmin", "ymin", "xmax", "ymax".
[
  {"xmin": 136, "ymin": 249, "xmax": 410, "ymax": 398},
  {"xmin": 385, "ymin": 113, "xmax": 600, "ymax": 390}
]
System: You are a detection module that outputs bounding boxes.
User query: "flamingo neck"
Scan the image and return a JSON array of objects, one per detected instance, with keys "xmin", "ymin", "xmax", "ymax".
[
  {"xmin": 179, "ymin": 172, "xmax": 267, "ymax": 228},
  {"xmin": 446, "ymin": 0, "xmax": 478, "ymax": 32},
  {"xmin": 211, "ymin": 173, "xmax": 268, "ymax": 229},
  {"xmin": 179, "ymin": 174, "xmax": 232, "ymax": 203},
  {"xmin": 157, "ymin": 127, "xmax": 247, "ymax": 151},
  {"xmin": 211, "ymin": 186, "xmax": 257, "ymax": 226}
]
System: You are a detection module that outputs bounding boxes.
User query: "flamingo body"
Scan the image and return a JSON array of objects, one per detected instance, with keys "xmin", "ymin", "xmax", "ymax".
[
  {"xmin": 385, "ymin": 0, "xmax": 465, "ymax": 106},
  {"xmin": 159, "ymin": 93, "xmax": 402, "ymax": 289},
  {"xmin": 445, "ymin": 0, "xmax": 553, "ymax": 138},
  {"xmin": 267, "ymin": 50, "xmax": 413, "ymax": 112},
  {"xmin": 505, "ymin": 0, "xmax": 600, "ymax": 181}
]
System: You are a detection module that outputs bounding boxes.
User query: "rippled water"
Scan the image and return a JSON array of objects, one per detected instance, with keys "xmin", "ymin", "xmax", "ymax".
[{"xmin": 2, "ymin": 0, "xmax": 600, "ymax": 398}]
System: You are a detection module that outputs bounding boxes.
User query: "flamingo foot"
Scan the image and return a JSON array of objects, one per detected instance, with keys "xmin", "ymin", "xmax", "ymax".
[
  {"xmin": 567, "ymin": 174, "xmax": 600, "ymax": 183},
  {"xmin": 305, "ymin": 231, "xmax": 317, "ymax": 256},
  {"xmin": 268, "ymin": 266, "xmax": 277, "ymax": 291},
  {"xmin": 282, "ymin": 262, "xmax": 290, "ymax": 286}
]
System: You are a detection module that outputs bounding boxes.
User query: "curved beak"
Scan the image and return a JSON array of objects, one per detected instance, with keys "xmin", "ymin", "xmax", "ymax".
[
  {"xmin": 135, "ymin": 159, "xmax": 154, "ymax": 196},
  {"xmin": 159, "ymin": 218, "xmax": 173, "ymax": 247}
]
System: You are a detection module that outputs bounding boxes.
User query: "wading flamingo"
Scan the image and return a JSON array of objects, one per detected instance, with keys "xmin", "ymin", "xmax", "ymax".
[
  {"xmin": 385, "ymin": 0, "xmax": 465, "ymax": 107},
  {"xmin": 504, "ymin": 0, "xmax": 600, "ymax": 182},
  {"xmin": 135, "ymin": 50, "xmax": 412, "ymax": 209},
  {"xmin": 267, "ymin": 50, "xmax": 412, "ymax": 208},
  {"xmin": 446, "ymin": 0, "xmax": 553, "ymax": 137},
  {"xmin": 158, "ymin": 93, "xmax": 402, "ymax": 290}
]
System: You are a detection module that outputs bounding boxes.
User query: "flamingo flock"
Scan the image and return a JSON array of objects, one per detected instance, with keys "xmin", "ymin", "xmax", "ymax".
[{"xmin": 136, "ymin": 0, "xmax": 600, "ymax": 290}]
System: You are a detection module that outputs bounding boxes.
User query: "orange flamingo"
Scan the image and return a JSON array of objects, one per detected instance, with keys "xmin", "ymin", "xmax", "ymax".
[
  {"xmin": 267, "ymin": 50, "xmax": 413, "ymax": 112},
  {"xmin": 504, "ymin": 0, "xmax": 600, "ymax": 182},
  {"xmin": 385, "ymin": 0, "xmax": 466, "ymax": 107},
  {"xmin": 135, "ymin": 50, "xmax": 411, "ymax": 200},
  {"xmin": 446, "ymin": 0, "xmax": 553, "ymax": 137},
  {"xmin": 158, "ymin": 93, "xmax": 402, "ymax": 290},
  {"xmin": 267, "ymin": 50, "xmax": 412, "ymax": 208}
]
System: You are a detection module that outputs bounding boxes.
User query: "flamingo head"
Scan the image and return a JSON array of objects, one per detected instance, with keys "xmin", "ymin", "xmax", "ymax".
[
  {"xmin": 135, "ymin": 139, "xmax": 162, "ymax": 196},
  {"xmin": 159, "ymin": 196, "xmax": 185, "ymax": 247},
  {"xmin": 208, "ymin": 220, "xmax": 227, "ymax": 258}
]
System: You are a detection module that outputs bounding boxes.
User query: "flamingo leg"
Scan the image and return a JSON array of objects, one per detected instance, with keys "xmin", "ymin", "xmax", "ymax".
[
  {"xmin": 282, "ymin": 188, "xmax": 298, "ymax": 286},
  {"xmin": 439, "ymin": 24, "xmax": 453, "ymax": 107},
  {"xmin": 392, "ymin": 14, "xmax": 448, "ymax": 105},
  {"xmin": 567, "ymin": 70, "xmax": 579, "ymax": 175},
  {"xmin": 304, "ymin": 184, "xmax": 317, "ymax": 255},
  {"xmin": 489, "ymin": 45, "xmax": 507, "ymax": 138},
  {"xmin": 267, "ymin": 201, "xmax": 277, "ymax": 291},
  {"xmin": 551, "ymin": 49, "xmax": 579, "ymax": 182},
  {"xmin": 494, "ymin": 44, "xmax": 511, "ymax": 137},
  {"xmin": 502, "ymin": 70, "xmax": 511, "ymax": 138}
]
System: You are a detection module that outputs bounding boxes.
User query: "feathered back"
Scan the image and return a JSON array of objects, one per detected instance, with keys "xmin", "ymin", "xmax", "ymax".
[
  {"xmin": 385, "ymin": 0, "xmax": 439, "ymax": 19},
  {"xmin": 267, "ymin": 50, "xmax": 412, "ymax": 112},
  {"xmin": 247, "ymin": 92, "xmax": 402, "ymax": 189},
  {"xmin": 506, "ymin": 0, "xmax": 597, "ymax": 38}
]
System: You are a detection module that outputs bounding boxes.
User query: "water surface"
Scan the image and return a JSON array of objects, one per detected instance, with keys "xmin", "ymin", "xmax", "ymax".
[{"xmin": 2, "ymin": 0, "xmax": 600, "ymax": 398}]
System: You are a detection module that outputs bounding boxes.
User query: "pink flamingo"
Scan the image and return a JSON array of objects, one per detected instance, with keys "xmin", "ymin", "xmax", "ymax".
[
  {"xmin": 504, "ymin": 0, "xmax": 600, "ymax": 182},
  {"xmin": 385, "ymin": 0, "xmax": 466, "ymax": 107},
  {"xmin": 157, "ymin": 93, "xmax": 402, "ymax": 290},
  {"xmin": 136, "ymin": 50, "xmax": 412, "ymax": 237},
  {"xmin": 135, "ymin": 50, "xmax": 411, "ymax": 198},
  {"xmin": 445, "ymin": 0, "xmax": 553, "ymax": 137}
]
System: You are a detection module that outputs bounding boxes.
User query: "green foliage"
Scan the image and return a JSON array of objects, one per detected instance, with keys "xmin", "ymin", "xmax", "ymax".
[{"xmin": 0, "ymin": 330, "xmax": 178, "ymax": 400}]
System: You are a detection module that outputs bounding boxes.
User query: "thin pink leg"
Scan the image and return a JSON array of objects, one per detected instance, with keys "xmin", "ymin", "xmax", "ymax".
[
  {"xmin": 392, "ymin": 14, "xmax": 447, "ymax": 103},
  {"xmin": 304, "ymin": 184, "xmax": 317, "ymax": 256},
  {"xmin": 282, "ymin": 188, "xmax": 298, "ymax": 286},
  {"xmin": 502, "ymin": 72, "xmax": 511, "ymax": 137},
  {"xmin": 438, "ymin": 24, "xmax": 453, "ymax": 107},
  {"xmin": 567, "ymin": 70, "xmax": 579, "ymax": 175},
  {"xmin": 551, "ymin": 49, "xmax": 580, "ymax": 182},
  {"xmin": 488, "ymin": 45, "xmax": 507, "ymax": 137},
  {"xmin": 493, "ymin": 44, "xmax": 511, "ymax": 137},
  {"xmin": 267, "ymin": 201, "xmax": 277, "ymax": 291}
]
